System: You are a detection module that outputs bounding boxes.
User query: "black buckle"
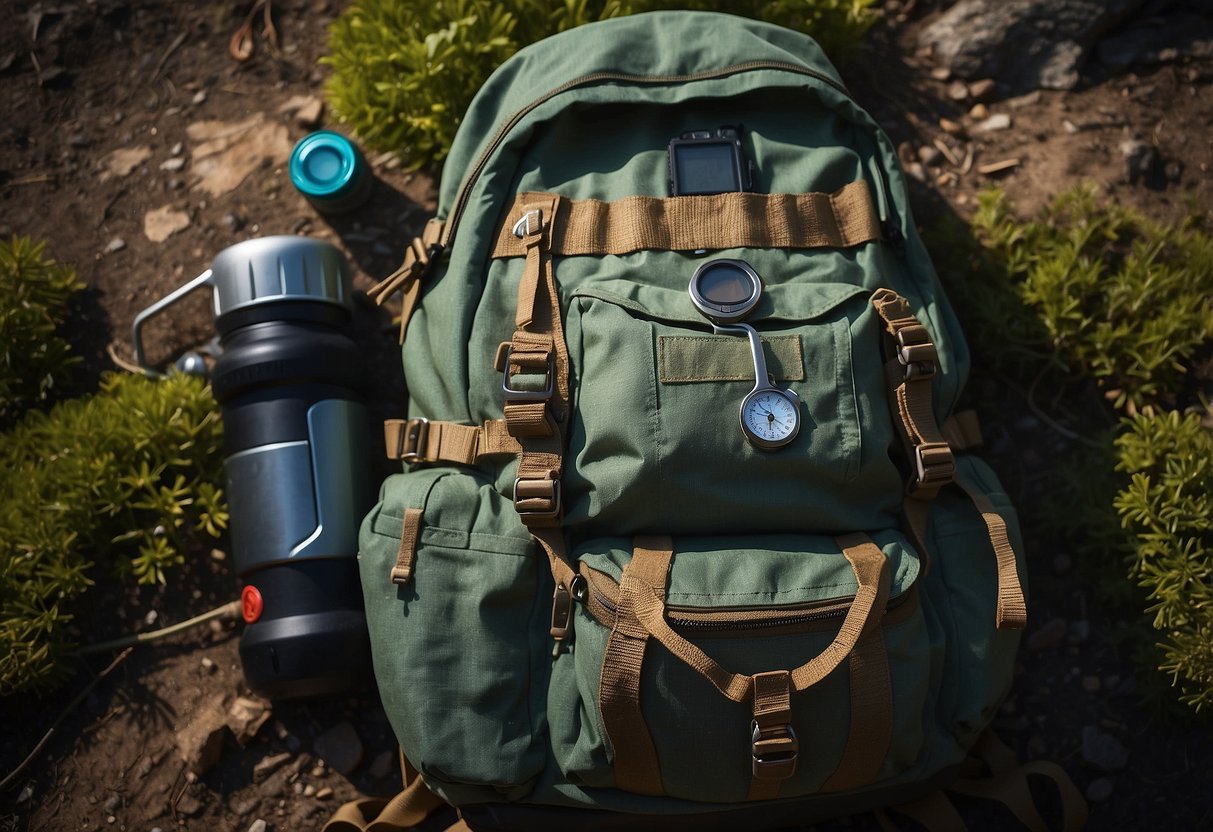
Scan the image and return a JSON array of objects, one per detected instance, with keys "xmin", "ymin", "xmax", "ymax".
[{"xmin": 751, "ymin": 720, "xmax": 799, "ymax": 780}]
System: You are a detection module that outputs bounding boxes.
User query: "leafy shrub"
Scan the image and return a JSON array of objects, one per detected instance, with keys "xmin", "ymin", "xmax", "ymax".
[
  {"xmin": 324, "ymin": 0, "xmax": 879, "ymax": 167},
  {"xmin": 967, "ymin": 186, "xmax": 1213, "ymax": 414},
  {"xmin": 1115, "ymin": 411, "xmax": 1213, "ymax": 712},
  {"xmin": 0, "ymin": 372, "xmax": 227, "ymax": 694},
  {"xmin": 0, "ymin": 237, "xmax": 84, "ymax": 425}
]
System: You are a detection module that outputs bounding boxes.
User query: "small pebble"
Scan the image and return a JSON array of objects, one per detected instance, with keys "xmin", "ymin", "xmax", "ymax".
[
  {"xmin": 105, "ymin": 237, "xmax": 127, "ymax": 253},
  {"xmin": 976, "ymin": 113, "xmax": 1012, "ymax": 132},
  {"xmin": 939, "ymin": 117, "xmax": 965, "ymax": 136},
  {"xmin": 248, "ymin": 821, "xmax": 268, "ymax": 832},
  {"xmin": 201, "ymin": 657, "xmax": 216, "ymax": 674},
  {"xmin": 192, "ymin": 90, "xmax": 208, "ymax": 105},
  {"xmin": 316, "ymin": 787, "xmax": 333, "ymax": 800},
  {"xmin": 303, "ymin": 784, "xmax": 316, "ymax": 797},
  {"xmin": 160, "ymin": 157, "xmax": 186, "ymax": 172},
  {"xmin": 103, "ymin": 794, "xmax": 121, "ymax": 813},
  {"xmin": 171, "ymin": 142, "xmax": 184, "ymax": 156},
  {"xmin": 968, "ymin": 103, "xmax": 989, "ymax": 120}
]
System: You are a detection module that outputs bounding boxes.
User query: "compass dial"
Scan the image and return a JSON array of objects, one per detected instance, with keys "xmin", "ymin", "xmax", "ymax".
[{"xmin": 739, "ymin": 388, "xmax": 801, "ymax": 450}]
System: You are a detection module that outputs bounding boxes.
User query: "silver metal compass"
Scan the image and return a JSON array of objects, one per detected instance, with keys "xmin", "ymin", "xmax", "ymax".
[{"xmin": 688, "ymin": 259, "xmax": 801, "ymax": 451}]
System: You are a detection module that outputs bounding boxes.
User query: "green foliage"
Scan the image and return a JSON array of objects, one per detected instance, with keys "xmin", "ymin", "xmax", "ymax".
[
  {"xmin": 0, "ymin": 237, "xmax": 84, "ymax": 425},
  {"xmin": 968, "ymin": 186, "xmax": 1213, "ymax": 413},
  {"xmin": 0, "ymin": 373, "xmax": 227, "ymax": 694},
  {"xmin": 1114, "ymin": 411, "xmax": 1213, "ymax": 712},
  {"xmin": 324, "ymin": 0, "xmax": 878, "ymax": 167}
]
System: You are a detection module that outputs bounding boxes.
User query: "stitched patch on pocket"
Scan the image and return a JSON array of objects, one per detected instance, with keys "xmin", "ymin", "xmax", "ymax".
[{"xmin": 657, "ymin": 335, "xmax": 805, "ymax": 383}]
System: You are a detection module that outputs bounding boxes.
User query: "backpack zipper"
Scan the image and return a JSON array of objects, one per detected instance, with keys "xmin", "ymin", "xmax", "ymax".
[
  {"xmin": 582, "ymin": 565, "xmax": 907, "ymax": 637},
  {"xmin": 441, "ymin": 61, "xmax": 895, "ymax": 252}
]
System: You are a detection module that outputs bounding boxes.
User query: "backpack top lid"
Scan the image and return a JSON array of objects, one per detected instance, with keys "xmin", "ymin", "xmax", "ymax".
[{"xmin": 439, "ymin": 11, "xmax": 854, "ymax": 213}]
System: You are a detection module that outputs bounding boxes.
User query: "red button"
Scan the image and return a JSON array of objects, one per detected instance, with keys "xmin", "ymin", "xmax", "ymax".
[{"xmin": 241, "ymin": 585, "xmax": 264, "ymax": 623}]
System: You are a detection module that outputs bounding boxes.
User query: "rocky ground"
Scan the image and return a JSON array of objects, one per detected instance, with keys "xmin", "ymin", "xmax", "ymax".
[{"xmin": 1, "ymin": 1, "xmax": 1211, "ymax": 830}]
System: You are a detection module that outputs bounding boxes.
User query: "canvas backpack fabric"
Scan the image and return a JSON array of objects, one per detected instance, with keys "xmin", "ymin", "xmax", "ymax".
[{"xmin": 348, "ymin": 10, "xmax": 1056, "ymax": 829}]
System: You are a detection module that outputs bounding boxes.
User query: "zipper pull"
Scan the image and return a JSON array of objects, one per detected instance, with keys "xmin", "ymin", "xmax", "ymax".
[{"xmin": 549, "ymin": 576, "xmax": 585, "ymax": 656}]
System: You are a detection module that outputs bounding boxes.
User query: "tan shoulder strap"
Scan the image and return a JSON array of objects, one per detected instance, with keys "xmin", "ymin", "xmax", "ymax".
[{"xmin": 491, "ymin": 182, "xmax": 881, "ymax": 258}]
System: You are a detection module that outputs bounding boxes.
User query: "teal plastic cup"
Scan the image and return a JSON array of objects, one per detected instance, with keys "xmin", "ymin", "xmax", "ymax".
[{"xmin": 289, "ymin": 131, "xmax": 373, "ymax": 214}]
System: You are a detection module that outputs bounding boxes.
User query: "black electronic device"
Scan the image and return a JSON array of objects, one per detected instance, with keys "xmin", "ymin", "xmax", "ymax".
[{"xmin": 667, "ymin": 126, "xmax": 754, "ymax": 196}]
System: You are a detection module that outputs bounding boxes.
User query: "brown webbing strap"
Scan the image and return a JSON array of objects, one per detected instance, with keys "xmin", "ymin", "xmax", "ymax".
[
  {"xmin": 366, "ymin": 218, "xmax": 445, "ymax": 345},
  {"xmin": 954, "ymin": 476, "xmax": 1028, "ymax": 630},
  {"xmin": 629, "ymin": 534, "xmax": 888, "ymax": 703},
  {"xmin": 490, "ymin": 183, "xmax": 881, "ymax": 258},
  {"xmin": 819, "ymin": 625, "xmax": 893, "ymax": 793},
  {"xmin": 598, "ymin": 536, "xmax": 673, "ymax": 796},
  {"xmin": 389, "ymin": 508, "xmax": 423, "ymax": 585},
  {"xmin": 747, "ymin": 670, "xmax": 796, "ymax": 800},
  {"xmin": 383, "ymin": 418, "xmax": 522, "ymax": 465},
  {"xmin": 871, "ymin": 289, "xmax": 956, "ymax": 503},
  {"xmin": 942, "ymin": 409, "xmax": 983, "ymax": 451},
  {"xmin": 322, "ymin": 765, "xmax": 449, "ymax": 832},
  {"xmin": 501, "ymin": 194, "xmax": 578, "ymax": 632}
]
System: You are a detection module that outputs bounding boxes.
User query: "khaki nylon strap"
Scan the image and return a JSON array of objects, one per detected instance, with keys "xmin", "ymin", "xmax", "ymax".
[
  {"xmin": 321, "ymin": 764, "xmax": 448, "ymax": 832},
  {"xmin": 871, "ymin": 289, "xmax": 955, "ymax": 502},
  {"xmin": 819, "ymin": 625, "xmax": 893, "ymax": 793},
  {"xmin": 954, "ymin": 475, "xmax": 1028, "ymax": 630},
  {"xmin": 366, "ymin": 218, "xmax": 445, "ymax": 345},
  {"xmin": 490, "ymin": 182, "xmax": 881, "ymax": 258},
  {"xmin": 389, "ymin": 508, "xmax": 423, "ymax": 585},
  {"xmin": 747, "ymin": 669, "xmax": 796, "ymax": 801},
  {"xmin": 628, "ymin": 533, "xmax": 890, "ymax": 703},
  {"xmin": 501, "ymin": 195, "xmax": 579, "ymax": 623},
  {"xmin": 598, "ymin": 536, "xmax": 673, "ymax": 796},
  {"xmin": 382, "ymin": 418, "xmax": 521, "ymax": 464},
  {"xmin": 942, "ymin": 409, "xmax": 984, "ymax": 451}
]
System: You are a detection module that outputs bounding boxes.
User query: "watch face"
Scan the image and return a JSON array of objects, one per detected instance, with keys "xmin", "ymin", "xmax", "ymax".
[{"xmin": 740, "ymin": 389, "xmax": 800, "ymax": 450}]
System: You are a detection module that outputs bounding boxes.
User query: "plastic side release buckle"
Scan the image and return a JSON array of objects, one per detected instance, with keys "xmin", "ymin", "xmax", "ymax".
[
  {"xmin": 751, "ymin": 720, "xmax": 799, "ymax": 780},
  {"xmin": 913, "ymin": 441, "xmax": 955, "ymax": 491}
]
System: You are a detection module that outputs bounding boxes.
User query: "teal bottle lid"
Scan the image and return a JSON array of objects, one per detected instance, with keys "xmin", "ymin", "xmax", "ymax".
[{"xmin": 289, "ymin": 131, "xmax": 371, "ymax": 213}]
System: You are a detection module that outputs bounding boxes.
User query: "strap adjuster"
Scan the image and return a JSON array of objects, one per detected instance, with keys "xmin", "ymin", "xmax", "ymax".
[
  {"xmin": 514, "ymin": 477, "xmax": 561, "ymax": 522},
  {"xmin": 913, "ymin": 441, "xmax": 955, "ymax": 490},
  {"xmin": 501, "ymin": 347, "xmax": 555, "ymax": 403},
  {"xmin": 512, "ymin": 209, "xmax": 542, "ymax": 239},
  {"xmin": 895, "ymin": 325, "xmax": 937, "ymax": 380},
  {"xmin": 399, "ymin": 418, "xmax": 430, "ymax": 464},
  {"xmin": 751, "ymin": 720, "xmax": 799, "ymax": 780}
]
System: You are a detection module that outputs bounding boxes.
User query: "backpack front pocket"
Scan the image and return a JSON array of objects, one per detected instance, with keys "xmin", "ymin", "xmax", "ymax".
[
  {"xmin": 547, "ymin": 531, "xmax": 931, "ymax": 805},
  {"xmin": 562, "ymin": 279, "xmax": 905, "ymax": 537},
  {"xmin": 359, "ymin": 469, "xmax": 549, "ymax": 800}
]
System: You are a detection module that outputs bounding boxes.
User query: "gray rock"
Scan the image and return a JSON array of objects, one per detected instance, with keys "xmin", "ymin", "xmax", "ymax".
[
  {"xmin": 1082, "ymin": 725, "xmax": 1129, "ymax": 771},
  {"xmin": 313, "ymin": 722, "xmax": 363, "ymax": 775},
  {"xmin": 920, "ymin": 0, "xmax": 1149, "ymax": 93}
]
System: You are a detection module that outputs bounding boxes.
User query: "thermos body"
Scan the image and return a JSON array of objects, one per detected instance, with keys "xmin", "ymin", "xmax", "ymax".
[{"xmin": 132, "ymin": 236, "xmax": 375, "ymax": 699}]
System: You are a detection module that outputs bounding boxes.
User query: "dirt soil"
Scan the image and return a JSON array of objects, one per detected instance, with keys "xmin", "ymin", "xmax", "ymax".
[{"xmin": 1, "ymin": 1, "xmax": 1211, "ymax": 831}]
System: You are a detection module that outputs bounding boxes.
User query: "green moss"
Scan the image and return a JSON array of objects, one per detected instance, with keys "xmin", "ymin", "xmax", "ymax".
[{"xmin": 323, "ymin": 0, "xmax": 878, "ymax": 167}]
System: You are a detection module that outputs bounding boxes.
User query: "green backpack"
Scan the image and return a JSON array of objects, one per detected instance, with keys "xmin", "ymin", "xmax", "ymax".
[{"xmin": 345, "ymin": 11, "xmax": 1074, "ymax": 831}]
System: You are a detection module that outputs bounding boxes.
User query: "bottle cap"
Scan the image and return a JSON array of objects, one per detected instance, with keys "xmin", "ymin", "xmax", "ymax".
[{"xmin": 289, "ymin": 131, "xmax": 371, "ymax": 213}]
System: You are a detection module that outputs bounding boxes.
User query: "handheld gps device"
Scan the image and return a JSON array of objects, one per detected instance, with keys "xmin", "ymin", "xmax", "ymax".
[{"xmin": 668, "ymin": 126, "xmax": 754, "ymax": 196}]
